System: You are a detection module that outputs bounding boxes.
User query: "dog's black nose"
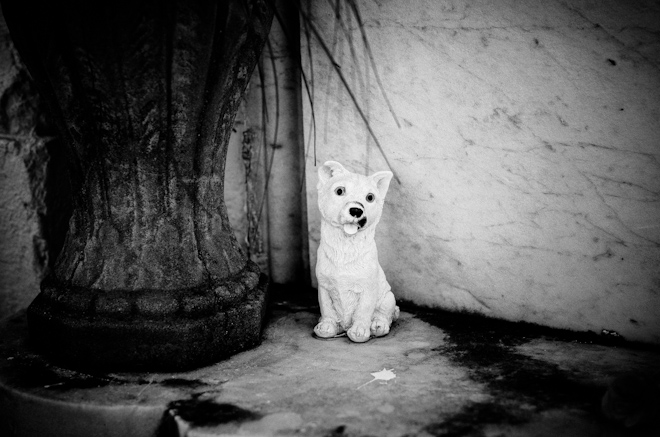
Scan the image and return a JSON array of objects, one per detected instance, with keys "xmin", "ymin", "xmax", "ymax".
[{"xmin": 349, "ymin": 207, "xmax": 363, "ymax": 218}]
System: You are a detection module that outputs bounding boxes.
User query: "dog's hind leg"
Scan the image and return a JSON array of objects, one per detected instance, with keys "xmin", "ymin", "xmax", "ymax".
[{"xmin": 370, "ymin": 291, "xmax": 398, "ymax": 337}]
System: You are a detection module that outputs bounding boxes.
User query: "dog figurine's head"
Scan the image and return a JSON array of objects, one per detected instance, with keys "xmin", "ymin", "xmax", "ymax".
[{"xmin": 317, "ymin": 161, "xmax": 393, "ymax": 236}]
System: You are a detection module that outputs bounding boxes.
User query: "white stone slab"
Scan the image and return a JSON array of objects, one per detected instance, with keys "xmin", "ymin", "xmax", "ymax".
[{"xmin": 302, "ymin": 0, "xmax": 660, "ymax": 343}]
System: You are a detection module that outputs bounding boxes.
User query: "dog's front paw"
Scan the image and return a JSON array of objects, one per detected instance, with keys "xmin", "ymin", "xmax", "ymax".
[
  {"xmin": 347, "ymin": 322, "xmax": 371, "ymax": 343},
  {"xmin": 370, "ymin": 316, "xmax": 391, "ymax": 337},
  {"xmin": 314, "ymin": 319, "xmax": 339, "ymax": 338}
]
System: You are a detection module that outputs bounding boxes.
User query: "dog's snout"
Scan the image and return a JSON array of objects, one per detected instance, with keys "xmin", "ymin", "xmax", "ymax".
[{"xmin": 349, "ymin": 207, "xmax": 363, "ymax": 218}]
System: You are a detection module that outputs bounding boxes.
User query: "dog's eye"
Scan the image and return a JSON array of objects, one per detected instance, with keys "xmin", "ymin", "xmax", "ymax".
[
  {"xmin": 366, "ymin": 193, "xmax": 375, "ymax": 203},
  {"xmin": 335, "ymin": 186, "xmax": 346, "ymax": 196}
]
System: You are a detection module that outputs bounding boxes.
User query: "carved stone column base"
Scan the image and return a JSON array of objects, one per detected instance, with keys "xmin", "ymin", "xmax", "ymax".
[{"xmin": 27, "ymin": 262, "xmax": 268, "ymax": 372}]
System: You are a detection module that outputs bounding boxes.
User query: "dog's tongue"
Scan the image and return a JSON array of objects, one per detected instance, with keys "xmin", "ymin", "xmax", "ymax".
[{"xmin": 343, "ymin": 223, "xmax": 358, "ymax": 235}]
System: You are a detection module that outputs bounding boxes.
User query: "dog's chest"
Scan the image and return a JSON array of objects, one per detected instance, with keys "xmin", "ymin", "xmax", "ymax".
[{"xmin": 317, "ymin": 244, "xmax": 378, "ymax": 295}]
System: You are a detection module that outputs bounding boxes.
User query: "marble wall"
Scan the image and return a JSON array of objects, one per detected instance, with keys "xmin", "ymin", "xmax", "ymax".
[{"xmin": 302, "ymin": 0, "xmax": 660, "ymax": 343}]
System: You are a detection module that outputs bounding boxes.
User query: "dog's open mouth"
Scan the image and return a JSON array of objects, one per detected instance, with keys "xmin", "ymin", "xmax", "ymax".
[{"xmin": 343, "ymin": 217, "xmax": 367, "ymax": 235}]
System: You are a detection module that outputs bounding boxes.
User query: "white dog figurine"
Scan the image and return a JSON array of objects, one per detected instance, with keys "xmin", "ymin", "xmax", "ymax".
[{"xmin": 314, "ymin": 161, "xmax": 399, "ymax": 343}]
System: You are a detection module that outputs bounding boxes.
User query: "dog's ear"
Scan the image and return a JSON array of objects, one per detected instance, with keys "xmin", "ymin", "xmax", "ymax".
[
  {"xmin": 371, "ymin": 171, "xmax": 393, "ymax": 198},
  {"xmin": 318, "ymin": 161, "xmax": 348, "ymax": 184}
]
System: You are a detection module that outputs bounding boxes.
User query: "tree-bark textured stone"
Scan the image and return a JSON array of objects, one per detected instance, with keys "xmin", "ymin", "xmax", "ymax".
[{"xmin": 2, "ymin": 0, "xmax": 273, "ymax": 371}]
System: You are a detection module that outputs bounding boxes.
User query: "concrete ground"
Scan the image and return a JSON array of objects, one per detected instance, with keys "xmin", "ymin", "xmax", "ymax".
[{"xmin": 1, "ymin": 292, "xmax": 659, "ymax": 437}]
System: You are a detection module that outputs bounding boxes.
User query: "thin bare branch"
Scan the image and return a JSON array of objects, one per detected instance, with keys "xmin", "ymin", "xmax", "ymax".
[
  {"xmin": 297, "ymin": 3, "xmax": 401, "ymax": 184},
  {"xmin": 267, "ymin": 0, "xmax": 317, "ymax": 168},
  {"xmin": 257, "ymin": 38, "xmax": 281, "ymax": 226},
  {"xmin": 301, "ymin": 0, "xmax": 316, "ymax": 174},
  {"xmin": 345, "ymin": 0, "xmax": 401, "ymax": 128}
]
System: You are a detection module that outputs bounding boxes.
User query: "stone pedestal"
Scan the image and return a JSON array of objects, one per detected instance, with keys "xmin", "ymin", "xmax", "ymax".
[
  {"xmin": 2, "ymin": 0, "xmax": 273, "ymax": 370},
  {"xmin": 29, "ymin": 264, "xmax": 268, "ymax": 371}
]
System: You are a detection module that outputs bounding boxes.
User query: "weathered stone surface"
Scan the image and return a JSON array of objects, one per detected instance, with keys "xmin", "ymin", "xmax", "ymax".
[
  {"xmin": 4, "ymin": 300, "xmax": 659, "ymax": 436},
  {"xmin": 2, "ymin": 0, "xmax": 274, "ymax": 370},
  {"xmin": 28, "ymin": 267, "xmax": 269, "ymax": 371},
  {"xmin": 94, "ymin": 296, "xmax": 132, "ymax": 317}
]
